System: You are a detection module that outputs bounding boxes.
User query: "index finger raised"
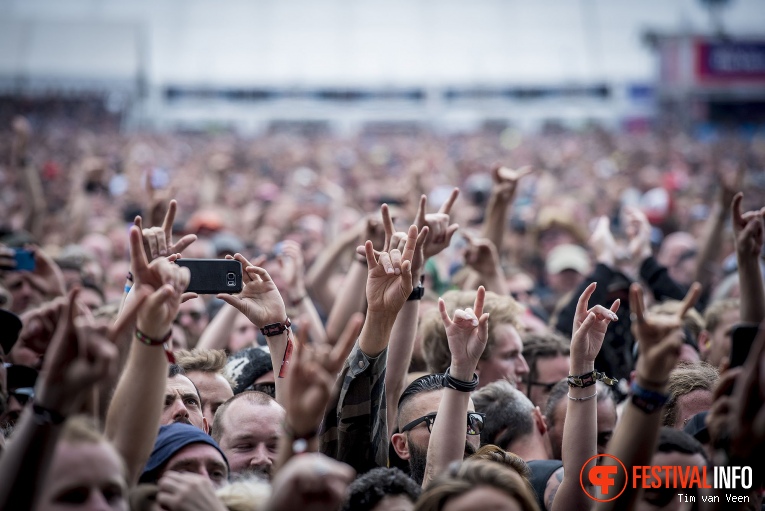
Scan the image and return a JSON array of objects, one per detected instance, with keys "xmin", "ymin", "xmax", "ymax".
[
  {"xmin": 438, "ymin": 187, "xmax": 460, "ymax": 215},
  {"xmin": 162, "ymin": 199, "xmax": 178, "ymax": 239}
]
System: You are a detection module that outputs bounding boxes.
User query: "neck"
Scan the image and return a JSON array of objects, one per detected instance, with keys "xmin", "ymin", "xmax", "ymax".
[{"xmin": 508, "ymin": 434, "xmax": 549, "ymax": 461}]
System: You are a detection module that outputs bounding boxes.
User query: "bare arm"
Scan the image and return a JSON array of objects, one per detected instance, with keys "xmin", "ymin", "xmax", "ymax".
[
  {"xmin": 423, "ymin": 287, "xmax": 489, "ymax": 487},
  {"xmin": 215, "ymin": 253, "xmax": 290, "ymax": 405},
  {"xmin": 594, "ymin": 283, "xmax": 700, "ymax": 511},
  {"xmin": 553, "ymin": 283, "xmax": 619, "ymax": 511},
  {"xmin": 0, "ymin": 288, "xmax": 129, "ymax": 510},
  {"xmin": 693, "ymin": 165, "xmax": 743, "ymax": 292},
  {"xmin": 305, "ymin": 222, "xmax": 361, "ymax": 314},
  {"xmin": 480, "ymin": 166, "xmax": 532, "ymax": 254},
  {"xmin": 731, "ymin": 194, "xmax": 765, "ymax": 324},
  {"xmin": 106, "ymin": 227, "xmax": 189, "ymax": 485}
]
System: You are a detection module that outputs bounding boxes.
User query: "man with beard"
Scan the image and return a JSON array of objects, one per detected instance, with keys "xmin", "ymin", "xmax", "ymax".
[
  {"xmin": 161, "ymin": 364, "xmax": 208, "ymax": 433},
  {"xmin": 212, "ymin": 390, "xmax": 285, "ymax": 479},
  {"xmin": 390, "ymin": 374, "xmax": 481, "ymax": 485}
]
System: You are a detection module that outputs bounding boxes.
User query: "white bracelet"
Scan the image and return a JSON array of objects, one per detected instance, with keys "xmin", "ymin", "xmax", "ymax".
[{"xmin": 568, "ymin": 391, "xmax": 598, "ymax": 402}]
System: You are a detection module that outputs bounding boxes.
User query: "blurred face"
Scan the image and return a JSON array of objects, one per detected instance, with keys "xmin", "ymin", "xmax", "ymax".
[
  {"xmin": 175, "ymin": 300, "xmax": 208, "ymax": 342},
  {"xmin": 38, "ymin": 441, "xmax": 128, "ymax": 511},
  {"xmin": 161, "ymin": 375, "xmax": 207, "ymax": 433},
  {"xmin": 519, "ymin": 355, "xmax": 569, "ymax": 410},
  {"xmin": 636, "ymin": 451, "xmax": 708, "ymax": 511},
  {"xmin": 548, "ymin": 394, "xmax": 616, "ymax": 460},
  {"xmin": 477, "ymin": 324, "xmax": 529, "ymax": 387},
  {"xmin": 596, "ymin": 398, "xmax": 617, "ymax": 455},
  {"xmin": 547, "ymin": 269, "xmax": 584, "ymax": 295},
  {"xmin": 702, "ymin": 308, "xmax": 739, "ymax": 368},
  {"xmin": 78, "ymin": 288, "xmax": 104, "ymax": 313},
  {"xmin": 217, "ymin": 398, "xmax": 285, "ymax": 478},
  {"xmin": 3, "ymin": 273, "xmax": 43, "ymax": 314},
  {"xmin": 673, "ymin": 390, "xmax": 713, "ymax": 430},
  {"xmin": 442, "ymin": 486, "xmax": 523, "ymax": 511},
  {"xmin": 162, "ymin": 443, "xmax": 229, "ymax": 489},
  {"xmin": 229, "ymin": 313, "xmax": 258, "ymax": 353},
  {"xmin": 185, "ymin": 370, "xmax": 233, "ymax": 427}
]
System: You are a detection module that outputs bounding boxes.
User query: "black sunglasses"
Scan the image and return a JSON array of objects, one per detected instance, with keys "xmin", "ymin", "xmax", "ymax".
[
  {"xmin": 400, "ymin": 412, "xmax": 485, "ymax": 436},
  {"xmin": 9, "ymin": 387, "xmax": 34, "ymax": 406}
]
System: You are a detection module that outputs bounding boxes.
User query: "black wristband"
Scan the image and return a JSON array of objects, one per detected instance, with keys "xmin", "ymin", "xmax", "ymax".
[
  {"xmin": 630, "ymin": 381, "xmax": 669, "ymax": 414},
  {"xmin": 443, "ymin": 367, "xmax": 479, "ymax": 392},
  {"xmin": 407, "ymin": 286, "xmax": 425, "ymax": 301}
]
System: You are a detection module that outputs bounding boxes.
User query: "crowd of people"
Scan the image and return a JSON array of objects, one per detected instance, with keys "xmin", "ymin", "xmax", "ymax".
[{"xmin": 1, "ymin": 104, "xmax": 765, "ymax": 511}]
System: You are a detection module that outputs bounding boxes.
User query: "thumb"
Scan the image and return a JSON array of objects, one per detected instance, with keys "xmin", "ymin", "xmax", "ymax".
[
  {"xmin": 144, "ymin": 284, "xmax": 174, "ymax": 310},
  {"xmin": 216, "ymin": 293, "xmax": 245, "ymax": 314}
]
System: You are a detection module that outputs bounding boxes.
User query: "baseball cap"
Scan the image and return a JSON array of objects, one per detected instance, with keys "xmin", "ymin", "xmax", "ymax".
[{"xmin": 545, "ymin": 244, "xmax": 591, "ymax": 275}]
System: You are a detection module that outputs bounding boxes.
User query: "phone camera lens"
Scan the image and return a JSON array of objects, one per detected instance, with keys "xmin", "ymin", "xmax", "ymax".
[{"xmin": 227, "ymin": 272, "xmax": 236, "ymax": 280}]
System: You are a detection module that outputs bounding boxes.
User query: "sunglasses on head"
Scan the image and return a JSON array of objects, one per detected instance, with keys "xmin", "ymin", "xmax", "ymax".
[
  {"xmin": 9, "ymin": 387, "xmax": 34, "ymax": 406},
  {"xmin": 400, "ymin": 412, "xmax": 485, "ymax": 436}
]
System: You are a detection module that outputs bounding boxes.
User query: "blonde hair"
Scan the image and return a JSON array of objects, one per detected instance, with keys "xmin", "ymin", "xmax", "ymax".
[
  {"xmin": 414, "ymin": 459, "xmax": 540, "ymax": 511},
  {"xmin": 662, "ymin": 362, "xmax": 719, "ymax": 428},
  {"xmin": 421, "ymin": 290, "xmax": 524, "ymax": 374}
]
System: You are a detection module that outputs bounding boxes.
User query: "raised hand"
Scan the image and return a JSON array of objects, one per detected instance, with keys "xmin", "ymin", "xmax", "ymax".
[
  {"xmin": 629, "ymin": 282, "xmax": 701, "ymax": 385},
  {"xmin": 624, "ymin": 206, "xmax": 652, "ymax": 265},
  {"xmin": 438, "ymin": 286, "xmax": 489, "ymax": 379},
  {"xmin": 492, "ymin": 165, "xmax": 533, "ymax": 200},
  {"xmin": 414, "ymin": 188, "xmax": 459, "ymax": 258},
  {"xmin": 20, "ymin": 246, "xmax": 66, "ymax": 299},
  {"xmin": 217, "ymin": 253, "xmax": 287, "ymax": 328},
  {"xmin": 364, "ymin": 224, "xmax": 418, "ymax": 314},
  {"xmin": 727, "ymin": 326, "xmax": 765, "ymax": 464},
  {"xmin": 285, "ymin": 314, "xmax": 363, "ymax": 438},
  {"xmin": 35, "ymin": 286, "xmax": 147, "ymax": 417},
  {"xmin": 156, "ymin": 472, "xmax": 228, "ymax": 511},
  {"xmin": 134, "ymin": 199, "xmax": 197, "ymax": 261},
  {"xmin": 731, "ymin": 193, "xmax": 765, "ymax": 258},
  {"xmin": 462, "ymin": 232, "xmax": 501, "ymax": 277},
  {"xmin": 589, "ymin": 216, "xmax": 616, "ymax": 267},
  {"xmin": 571, "ymin": 283, "xmax": 619, "ymax": 373},
  {"xmin": 128, "ymin": 225, "xmax": 190, "ymax": 339}
]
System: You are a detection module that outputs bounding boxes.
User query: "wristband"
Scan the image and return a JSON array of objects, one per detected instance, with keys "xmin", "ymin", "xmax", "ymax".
[
  {"xmin": 124, "ymin": 285, "xmax": 132, "ymax": 294},
  {"xmin": 135, "ymin": 329, "xmax": 175, "ymax": 364},
  {"xmin": 630, "ymin": 381, "xmax": 669, "ymax": 414},
  {"xmin": 443, "ymin": 367, "xmax": 479, "ymax": 392},
  {"xmin": 261, "ymin": 318, "xmax": 292, "ymax": 337},
  {"xmin": 126, "ymin": 271, "xmax": 134, "ymax": 283},
  {"xmin": 32, "ymin": 403, "xmax": 66, "ymax": 425},
  {"xmin": 568, "ymin": 391, "xmax": 598, "ymax": 402},
  {"xmin": 407, "ymin": 286, "xmax": 425, "ymax": 301},
  {"xmin": 567, "ymin": 370, "xmax": 617, "ymax": 388}
]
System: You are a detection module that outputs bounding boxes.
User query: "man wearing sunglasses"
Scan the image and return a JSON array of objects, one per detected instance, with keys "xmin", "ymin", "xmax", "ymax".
[
  {"xmin": 390, "ymin": 374, "xmax": 484, "ymax": 486},
  {"xmin": 1, "ymin": 364, "xmax": 38, "ymax": 433},
  {"xmin": 517, "ymin": 332, "xmax": 570, "ymax": 410}
]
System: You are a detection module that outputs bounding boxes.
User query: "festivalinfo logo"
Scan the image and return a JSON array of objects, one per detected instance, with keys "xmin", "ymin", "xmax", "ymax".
[{"xmin": 580, "ymin": 454, "xmax": 753, "ymax": 504}]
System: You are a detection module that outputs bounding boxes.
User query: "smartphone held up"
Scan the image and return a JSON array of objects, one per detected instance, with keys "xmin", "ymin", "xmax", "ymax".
[{"xmin": 175, "ymin": 259, "xmax": 243, "ymax": 294}]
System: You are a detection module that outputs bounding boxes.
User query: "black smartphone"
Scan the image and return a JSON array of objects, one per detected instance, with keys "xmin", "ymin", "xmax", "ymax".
[
  {"xmin": 175, "ymin": 259, "xmax": 243, "ymax": 294},
  {"xmin": 729, "ymin": 323, "xmax": 760, "ymax": 368}
]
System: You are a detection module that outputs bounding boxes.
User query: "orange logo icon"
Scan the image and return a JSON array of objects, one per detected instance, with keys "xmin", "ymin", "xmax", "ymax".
[{"xmin": 580, "ymin": 454, "xmax": 628, "ymax": 502}]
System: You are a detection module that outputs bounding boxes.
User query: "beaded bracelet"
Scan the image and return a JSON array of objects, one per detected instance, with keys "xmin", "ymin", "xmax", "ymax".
[{"xmin": 135, "ymin": 329, "xmax": 175, "ymax": 363}]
